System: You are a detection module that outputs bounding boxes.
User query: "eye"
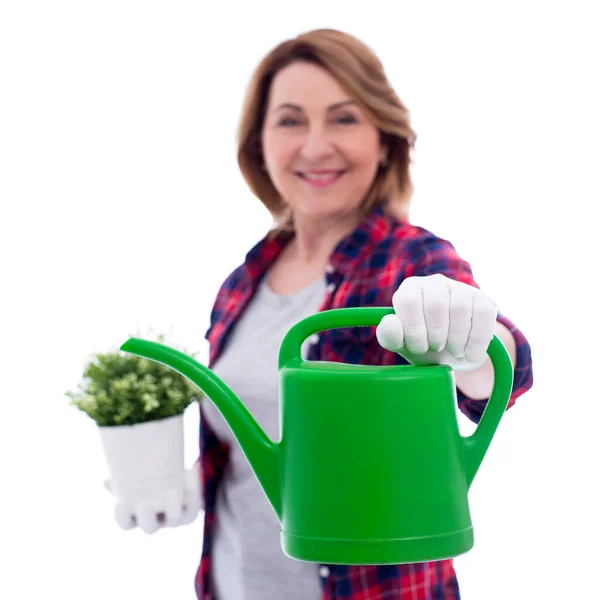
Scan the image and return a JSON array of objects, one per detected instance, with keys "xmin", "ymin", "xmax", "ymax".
[
  {"xmin": 278, "ymin": 117, "xmax": 302, "ymax": 127},
  {"xmin": 335, "ymin": 114, "xmax": 358, "ymax": 125}
]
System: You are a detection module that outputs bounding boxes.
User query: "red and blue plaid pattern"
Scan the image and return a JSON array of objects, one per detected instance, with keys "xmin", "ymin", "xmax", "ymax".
[{"xmin": 195, "ymin": 205, "xmax": 533, "ymax": 599}]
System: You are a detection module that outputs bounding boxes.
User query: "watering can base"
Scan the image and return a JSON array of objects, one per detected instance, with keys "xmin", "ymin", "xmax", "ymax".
[{"xmin": 279, "ymin": 527, "xmax": 474, "ymax": 565}]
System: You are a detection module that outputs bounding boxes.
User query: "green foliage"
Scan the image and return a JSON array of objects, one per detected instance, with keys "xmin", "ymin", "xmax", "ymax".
[{"xmin": 66, "ymin": 333, "xmax": 203, "ymax": 427}]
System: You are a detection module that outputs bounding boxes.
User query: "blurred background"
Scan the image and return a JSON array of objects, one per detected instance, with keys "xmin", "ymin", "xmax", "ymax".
[{"xmin": 1, "ymin": 1, "xmax": 598, "ymax": 598}]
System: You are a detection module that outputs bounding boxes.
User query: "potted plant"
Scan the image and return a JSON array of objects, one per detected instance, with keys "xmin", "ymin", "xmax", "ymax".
[{"xmin": 67, "ymin": 331, "xmax": 204, "ymax": 532}]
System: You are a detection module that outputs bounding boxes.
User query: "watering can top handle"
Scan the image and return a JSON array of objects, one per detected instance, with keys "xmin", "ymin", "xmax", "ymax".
[
  {"xmin": 279, "ymin": 307, "xmax": 393, "ymax": 368},
  {"xmin": 278, "ymin": 306, "xmax": 512, "ymax": 380}
]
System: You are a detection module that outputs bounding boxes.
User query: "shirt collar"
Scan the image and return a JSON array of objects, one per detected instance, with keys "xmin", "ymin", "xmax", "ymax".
[
  {"xmin": 328, "ymin": 203, "xmax": 393, "ymax": 275},
  {"xmin": 244, "ymin": 203, "xmax": 397, "ymax": 280}
]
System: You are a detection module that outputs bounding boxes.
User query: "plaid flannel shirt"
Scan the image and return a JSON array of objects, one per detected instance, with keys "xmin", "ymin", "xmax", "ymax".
[{"xmin": 195, "ymin": 205, "xmax": 533, "ymax": 599}]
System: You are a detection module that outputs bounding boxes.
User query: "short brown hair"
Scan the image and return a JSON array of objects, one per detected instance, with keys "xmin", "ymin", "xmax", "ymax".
[{"xmin": 237, "ymin": 28, "xmax": 417, "ymax": 234}]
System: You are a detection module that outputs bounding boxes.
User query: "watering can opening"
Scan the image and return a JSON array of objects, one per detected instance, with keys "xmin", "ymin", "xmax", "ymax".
[{"xmin": 291, "ymin": 360, "xmax": 446, "ymax": 372}]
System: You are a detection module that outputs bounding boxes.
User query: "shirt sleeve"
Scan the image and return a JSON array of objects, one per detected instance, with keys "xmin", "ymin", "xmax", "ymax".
[{"xmin": 402, "ymin": 231, "xmax": 534, "ymax": 424}]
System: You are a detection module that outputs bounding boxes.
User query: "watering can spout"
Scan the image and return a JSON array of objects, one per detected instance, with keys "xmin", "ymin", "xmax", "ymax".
[{"xmin": 120, "ymin": 338, "xmax": 282, "ymax": 521}]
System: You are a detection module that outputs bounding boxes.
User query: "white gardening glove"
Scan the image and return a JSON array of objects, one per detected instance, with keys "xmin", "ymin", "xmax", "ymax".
[
  {"xmin": 376, "ymin": 274, "xmax": 498, "ymax": 371},
  {"xmin": 104, "ymin": 461, "xmax": 203, "ymax": 534},
  {"xmin": 99, "ymin": 415, "xmax": 203, "ymax": 534}
]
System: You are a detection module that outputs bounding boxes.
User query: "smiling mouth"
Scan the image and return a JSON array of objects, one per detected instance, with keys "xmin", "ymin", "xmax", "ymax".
[{"xmin": 295, "ymin": 170, "xmax": 347, "ymax": 187}]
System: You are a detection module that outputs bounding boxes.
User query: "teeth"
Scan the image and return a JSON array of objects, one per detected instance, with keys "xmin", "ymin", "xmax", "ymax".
[{"xmin": 303, "ymin": 172, "xmax": 341, "ymax": 180}]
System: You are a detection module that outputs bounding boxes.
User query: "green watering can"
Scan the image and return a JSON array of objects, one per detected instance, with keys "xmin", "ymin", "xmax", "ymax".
[{"xmin": 121, "ymin": 307, "xmax": 513, "ymax": 565}]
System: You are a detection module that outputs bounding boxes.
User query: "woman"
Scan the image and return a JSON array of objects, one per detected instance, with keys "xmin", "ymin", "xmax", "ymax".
[
  {"xmin": 112, "ymin": 28, "xmax": 534, "ymax": 599},
  {"xmin": 196, "ymin": 28, "xmax": 533, "ymax": 600}
]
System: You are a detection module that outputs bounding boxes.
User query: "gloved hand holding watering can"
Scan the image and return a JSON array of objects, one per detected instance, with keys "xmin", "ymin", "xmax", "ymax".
[{"xmin": 376, "ymin": 274, "xmax": 502, "ymax": 371}]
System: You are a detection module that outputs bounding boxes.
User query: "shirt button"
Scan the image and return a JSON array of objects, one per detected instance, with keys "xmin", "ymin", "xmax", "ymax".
[
  {"xmin": 325, "ymin": 282, "xmax": 336, "ymax": 293},
  {"xmin": 325, "ymin": 263, "xmax": 335, "ymax": 274},
  {"xmin": 319, "ymin": 566, "xmax": 330, "ymax": 578},
  {"xmin": 308, "ymin": 334, "xmax": 320, "ymax": 345}
]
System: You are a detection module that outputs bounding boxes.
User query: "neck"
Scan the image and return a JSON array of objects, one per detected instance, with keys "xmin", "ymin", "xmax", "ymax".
[{"xmin": 290, "ymin": 210, "xmax": 361, "ymax": 266}]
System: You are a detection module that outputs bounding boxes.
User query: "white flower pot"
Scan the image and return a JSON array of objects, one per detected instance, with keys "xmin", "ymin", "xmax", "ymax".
[{"xmin": 98, "ymin": 414, "xmax": 186, "ymax": 503}]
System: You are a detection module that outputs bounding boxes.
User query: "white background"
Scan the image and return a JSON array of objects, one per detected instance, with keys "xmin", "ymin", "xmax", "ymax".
[{"xmin": 1, "ymin": 1, "xmax": 598, "ymax": 598}]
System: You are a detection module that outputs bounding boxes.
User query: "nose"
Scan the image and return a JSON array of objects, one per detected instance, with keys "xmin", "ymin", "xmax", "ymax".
[{"xmin": 300, "ymin": 125, "xmax": 335, "ymax": 162}]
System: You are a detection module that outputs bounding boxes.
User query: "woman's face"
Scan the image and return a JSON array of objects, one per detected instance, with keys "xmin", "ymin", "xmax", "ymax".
[{"xmin": 261, "ymin": 61, "xmax": 385, "ymax": 225}]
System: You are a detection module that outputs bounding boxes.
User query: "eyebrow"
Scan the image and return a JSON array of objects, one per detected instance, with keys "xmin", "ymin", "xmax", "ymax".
[{"xmin": 274, "ymin": 100, "xmax": 358, "ymax": 112}]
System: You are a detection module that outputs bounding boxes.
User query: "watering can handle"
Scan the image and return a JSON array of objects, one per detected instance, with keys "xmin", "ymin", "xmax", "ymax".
[{"xmin": 278, "ymin": 307, "xmax": 514, "ymax": 488}]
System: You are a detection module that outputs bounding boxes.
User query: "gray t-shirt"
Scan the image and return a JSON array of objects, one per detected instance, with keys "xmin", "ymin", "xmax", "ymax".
[{"xmin": 203, "ymin": 275, "xmax": 327, "ymax": 600}]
